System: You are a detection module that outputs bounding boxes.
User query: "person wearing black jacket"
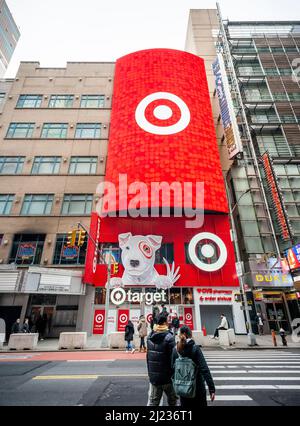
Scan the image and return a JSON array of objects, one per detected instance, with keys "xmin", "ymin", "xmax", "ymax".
[
  {"xmin": 11, "ymin": 318, "xmax": 21, "ymax": 334},
  {"xmin": 172, "ymin": 326, "xmax": 215, "ymax": 407},
  {"xmin": 22, "ymin": 318, "xmax": 30, "ymax": 333},
  {"xmin": 146, "ymin": 314, "xmax": 177, "ymax": 406},
  {"xmin": 171, "ymin": 314, "xmax": 180, "ymax": 335},
  {"xmin": 124, "ymin": 320, "xmax": 135, "ymax": 354}
]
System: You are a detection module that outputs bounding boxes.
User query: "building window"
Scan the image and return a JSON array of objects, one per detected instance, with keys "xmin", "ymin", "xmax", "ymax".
[
  {"xmin": 9, "ymin": 234, "xmax": 45, "ymax": 265},
  {"xmin": 80, "ymin": 95, "xmax": 105, "ymax": 108},
  {"xmin": 155, "ymin": 244, "xmax": 174, "ymax": 264},
  {"xmin": 69, "ymin": 157, "xmax": 97, "ymax": 174},
  {"xmin": 288, "ymin": 93, "xmax": 300, "ymax": 102},
  {"xmin": 6, "ymin": 123, "xmax": 35, "ymax": 138},
  {"xmin": 52, "ymin": 234, "xmax": 87, "ymax": 265},
  {"xmin": 97, "ymin": 243, "xmax": 121, "ymax": 264},
  {"xmin": 0, "ymin": 194, "xmax": 14, "ymax": 215},
  {"xmin": 75, "ymin": 123, "xmax": 101, "ymax": 139},
  {"xmin": 41, "ymin": 123, "xmax": 68, "ymax": 139},
  {"xmin": 31, "ymin": 157, "xmax": 61, "ymax": 174},
  {"xmin": 264, "ymin": 68, "xmax": 279, "ymax": 76},
  {"xmin": 16, "ymin": 95, "xmax": 42, "ymax": 108},
  {"xmin": 61, "ymin": 194, "xmax": 93, "ymax": 215},
  {"xmin": 278, "ymin": 68, "xmax": 293, "ymax": 76},
  {"xmin": 0, "ymin": 157, "xmax": 25, "ymax": 174},
  {"xmin": 48, "ymin": 95, "xmax": 74, "ymax": 108},
  {"xmin": 273, "ymin": 93, "xmax": 288, "ymax": 101},
  {"xmin": 21, "ymin": 194, "xmax": 54, "ymax": 215},
  {"xmin": 0, "ymin": 93, "xmax": 5, "ymax": 106}
]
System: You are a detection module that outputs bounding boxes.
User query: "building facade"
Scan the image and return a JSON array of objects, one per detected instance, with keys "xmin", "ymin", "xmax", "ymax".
[
  {"xmin": 0, "ymin": 61, "xmax": 114, "ymax": 338},
  {"xmin": 0, "ymin": 0, "xmax": 20, "ymax": 77},
  {"xmin": 185, "ymin": 9, "xmax": 300, "ymax": 334}
]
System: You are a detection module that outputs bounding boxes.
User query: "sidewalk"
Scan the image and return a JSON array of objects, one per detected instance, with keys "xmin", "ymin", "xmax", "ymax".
[{"xmin": 1, "ymin": 333, "xmax": 299, "ymax": 352}]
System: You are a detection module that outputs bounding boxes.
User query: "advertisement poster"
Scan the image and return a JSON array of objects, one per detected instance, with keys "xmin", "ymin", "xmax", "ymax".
[
  {"xmin": 184, "ymin": 307, "xmax": 194, "ymax": 330},
  {"xmin": 117, "ymin": 309, "xmax": 130, "ymax": 332},
  {"xmin": 285, "ymin": 244, "xmax": 300, "ymax": 271},
  {"xmin": 93, "ymin": 309, "xmax": 105, "ymax": 335}
]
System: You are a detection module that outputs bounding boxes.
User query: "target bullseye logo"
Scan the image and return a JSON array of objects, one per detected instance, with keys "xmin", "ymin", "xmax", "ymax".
[
  {"xmin": 147, "ymin": 313, "xmax": 153, "ymax": 324},
  {"xmin": 95, "ymin": 314, "xmax": 104, "ymax": 324},
  {"xmin": 135, "ymin": 92, "xmax": 191, "ymax": 135},
  {"xmin": 119, "ymin": 313, "xmax": 128, "ymax": 324},
  {"xmin": 188, "ymin": 233, "xmax": 228, "ymax": 272},
  {"xmin": 185, "ymin": 313, "xmax": 192, "ymax": 321},
  {"xmin": 111, "ymin": 287, "xmax": 127, "ymax": 306}
]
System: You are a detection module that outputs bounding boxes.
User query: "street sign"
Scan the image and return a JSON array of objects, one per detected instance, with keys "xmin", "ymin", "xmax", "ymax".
[{"xmin": 240, "ymin": 306, "xmax": 252, "ymax": 311}]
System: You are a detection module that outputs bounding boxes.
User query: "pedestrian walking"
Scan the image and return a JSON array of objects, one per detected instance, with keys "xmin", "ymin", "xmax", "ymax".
[
  {"xmin": 172, "ymin": 326, "xmax": 215, "ymax": 407},
  {"xmin": 161, "ymin": 304, "xmax": 169, "ymax": 318},
  {"xmin": 171, "ymin": 313, "xmax": 180, "ymax": 336},
  {"xmin": 137, "ymin": 315, "xmax": 148, "ymax": 352},
  {"xmin": 11, "ymin": 318, "xmax": 21, "ymax": 334},
  {"xmin": 256, "ymin": 313, "xmax": 264, "ymax": 335},
  {"xmin": 151, "ymin": 302, "xmax": 160, "ymax": 330},
  {"xmin": 125, "ymin": 320, "xmax": 135, "ymax": 353},
  {"xmin": 212, "ymin": 314, "xmax": 228, "ymax": 339},
  {"xmin": 22, "ymin": 318, "xmax": 30, "ymax": 333},
  {"xmin": 146, "ymin": 313, "xmax": 178, "ymax": 406},
  {"xmin": 279, "ymin": 328, "xmax": 288, "ymax": 346}
]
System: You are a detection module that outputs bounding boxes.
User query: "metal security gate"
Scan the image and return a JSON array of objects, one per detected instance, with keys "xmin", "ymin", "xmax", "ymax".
[{"xmin": 200, "ymin": 305, "xmax": 234, "ymax": 336}]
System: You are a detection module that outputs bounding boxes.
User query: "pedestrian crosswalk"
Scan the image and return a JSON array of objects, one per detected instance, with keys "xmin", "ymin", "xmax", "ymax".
[{"xmin": 203, "ymin": 350, "xmax": 300, "ymax": 405}]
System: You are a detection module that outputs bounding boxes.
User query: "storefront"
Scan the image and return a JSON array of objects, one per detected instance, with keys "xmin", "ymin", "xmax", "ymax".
[
  {"xmin": 193, "ymin": 287, "xmax": 246, "ymax": 335},
  {"xmin": 0, "ymin": 266, "xmax": 86, "ymax": 339}
]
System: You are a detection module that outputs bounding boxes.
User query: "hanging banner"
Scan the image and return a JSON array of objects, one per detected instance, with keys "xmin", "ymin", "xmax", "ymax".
[
  {"xmin": 184, "ymin": 307, "xmax": 194, "ymax": 330},
  {"xmin": 212, "ymin": 54, "xmax": 243, "ymax": 160},
  {"xmin": 117, "ymin": 309, "xmax": 130, "ymax": 332},
  {"xmin": 261, "ymin": 152, "xmax": 293, "ymax": 242},
  {"xmin": 93, "ymin": 309, "xmax": 105, "ymax": 335}
]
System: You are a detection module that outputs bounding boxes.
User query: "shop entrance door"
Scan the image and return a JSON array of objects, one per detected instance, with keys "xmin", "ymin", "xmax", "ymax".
[
  {"xmin": 29, "ymin": 306, "xmax": 54, "ymax": 337},
  {"xmin": 266, "ymin": 302, "xmax": 289, "ymax": 332}
]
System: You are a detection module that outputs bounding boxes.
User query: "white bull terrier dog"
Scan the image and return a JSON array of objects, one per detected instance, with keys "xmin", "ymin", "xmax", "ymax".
[{"xmin": 109, "ymin": 233, "xmax": 180, "ymax": 289}]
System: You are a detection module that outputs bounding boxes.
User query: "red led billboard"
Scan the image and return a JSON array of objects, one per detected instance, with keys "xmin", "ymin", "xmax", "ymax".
[{"xmin": 105, "ymin": 49, "xmax": 228, "ymax": 214}]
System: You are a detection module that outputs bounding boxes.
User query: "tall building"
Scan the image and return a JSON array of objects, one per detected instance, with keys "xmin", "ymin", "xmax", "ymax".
[
  {"xmin": 0, "ymin": 0, "xmax": 20, "ymax": 77},
  {"xmin": 186, "ymin": 8, "xmax": 300, "ymax": 334},
  {"xmin": 0, "ymin": 61, "xmax": 114, "ymax": 337}
]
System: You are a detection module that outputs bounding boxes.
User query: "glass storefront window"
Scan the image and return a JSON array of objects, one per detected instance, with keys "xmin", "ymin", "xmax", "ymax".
[
  {"xmin": 182, "ymin": 289, "xmax": 194, "ymax": 305},
  {"xmin": 94, "ymin": 288, "xmax": 106, "ymax": 305},
  {"xmin": 169, "ymin": 288, "xmax": 181, "ymax": 305}
]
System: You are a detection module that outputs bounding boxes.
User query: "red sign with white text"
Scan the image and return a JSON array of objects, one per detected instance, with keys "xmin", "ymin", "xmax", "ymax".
[
  {"xmin": 93, "ymin": 310, "xmax": 105, "ymax": 335},
  {"xmin": 117, "ymin": 309, "xmax": 130, "ymax": 332},
  {"xmin": 184, "ymin": 307, "xmax": 194, "ymax": 330}
]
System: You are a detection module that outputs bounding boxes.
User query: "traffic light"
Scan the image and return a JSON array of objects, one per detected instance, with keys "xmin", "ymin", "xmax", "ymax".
[
  {"xmin": 67, "ymin": 230, "xmax": 76, "ymax": 247},
  {"xmin": 112, "ymin": 263, "xmax": 119, "ymax": 275},
  {"xmin": 77, "ymin": 230, "xmax": 87, "ymax": 247}
]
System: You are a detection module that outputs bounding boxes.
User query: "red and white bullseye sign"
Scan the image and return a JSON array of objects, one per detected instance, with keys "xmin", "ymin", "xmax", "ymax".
[
  {"xmin": 146, "ymin": 313, "xmax": 153, "ymax": 324},
  {"xmin": 135, "ymin": 92, "xmax": 191, "ymax": 135},
  {"xmin": 93, "ymin": 309, "xmax": 105, "ymax": 335},
  {"xmin": 117, "ymin": 309, "xmax": 129, "ymax": 332},
  {"xmin": 184, "ymin": 307, "xmax": 194, "ymax": 330}
]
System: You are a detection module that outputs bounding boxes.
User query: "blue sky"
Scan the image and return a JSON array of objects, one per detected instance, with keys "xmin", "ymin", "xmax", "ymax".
[{"xmin": 5, "ymin": 0, "xmax": 300, "ymax": 77}]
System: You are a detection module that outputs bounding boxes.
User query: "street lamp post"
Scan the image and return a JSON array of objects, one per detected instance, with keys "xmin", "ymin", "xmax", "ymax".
[{"xmin": 225, "ymin": 184, "xmax": 257, "ymax": 346}]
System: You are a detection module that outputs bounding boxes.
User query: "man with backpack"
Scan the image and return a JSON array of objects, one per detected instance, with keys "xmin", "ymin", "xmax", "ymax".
[
  {"xmin": 172, "ymin": 325, "xmax": 215, "ymax": 407},
  {"xmin": 146, "ymin": 314, "xmax": 177, "ymax": 406}
]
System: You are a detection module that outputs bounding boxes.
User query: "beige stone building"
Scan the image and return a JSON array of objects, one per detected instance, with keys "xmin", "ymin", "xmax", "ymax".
[{"xmin": 0, "ymin": 61, "xmax": 114, "ymax": 337}]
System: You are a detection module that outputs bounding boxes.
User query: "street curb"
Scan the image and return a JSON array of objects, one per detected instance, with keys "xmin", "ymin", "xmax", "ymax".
[{"xmin": 1, "ymin": 346, "xmax": 299, "ymax": 354}]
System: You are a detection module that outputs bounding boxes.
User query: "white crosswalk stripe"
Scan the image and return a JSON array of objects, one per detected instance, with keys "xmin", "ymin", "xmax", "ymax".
[{"xmin": 201, "ymin": 350, "xmax": 300, "ymax": 405}]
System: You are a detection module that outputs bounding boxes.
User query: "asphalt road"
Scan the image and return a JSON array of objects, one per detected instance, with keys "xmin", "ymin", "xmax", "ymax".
[{"xmin": 0, "ymin": 349, "xmax": 300, "ymax": 406}]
